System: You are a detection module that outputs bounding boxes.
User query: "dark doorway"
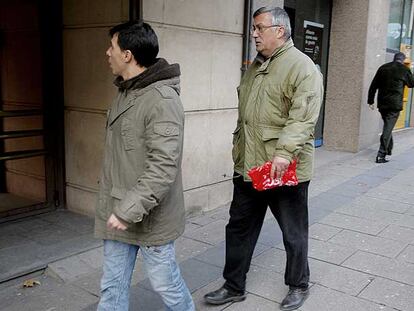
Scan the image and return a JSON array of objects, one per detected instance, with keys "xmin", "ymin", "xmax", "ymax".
[{"xmin": 0, "ymin": 0, "xmax": 64, "ymax": 221}]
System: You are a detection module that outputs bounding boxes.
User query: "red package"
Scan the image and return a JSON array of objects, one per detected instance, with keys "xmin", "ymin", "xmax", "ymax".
[{"xmin": 247, "ymin": 160, "xmax": 298, "ymax": 191}]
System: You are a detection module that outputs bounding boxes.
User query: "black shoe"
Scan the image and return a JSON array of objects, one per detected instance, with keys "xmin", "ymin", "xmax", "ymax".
[
  {"xmin": 375, "ymin": 156, "xmax": 389, "ymax": 163},
  {"xmin": 204, "ymin": 286, "xmax": 246, "ymax": 305},
  {"xmin": 280, "ymin": 287, "xmax": 309, "ymax": 311}
]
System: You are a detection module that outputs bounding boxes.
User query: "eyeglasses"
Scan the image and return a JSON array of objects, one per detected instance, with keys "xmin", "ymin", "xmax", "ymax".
[{"xmin": 250, "ymin": 24, "xmax": 283, "ymax": 35}]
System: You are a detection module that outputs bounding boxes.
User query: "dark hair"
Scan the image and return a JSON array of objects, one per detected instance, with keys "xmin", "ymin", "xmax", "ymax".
[
  {"xmin": 393, "ymin": 52, "xmax": 406, "ymax": 63},
  {"xmin": 109, "ymin": 21, "xmax": 159, "ymax": 67}
]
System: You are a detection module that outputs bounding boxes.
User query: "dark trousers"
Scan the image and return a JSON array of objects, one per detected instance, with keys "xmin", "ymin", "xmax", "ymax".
[
  {"xmin": 378, "ymin": 111, "xmax": 400, "ymax": 157},
  {"xmin": 223, "ymin": 175, "xmax": 310, "ymax": 293}
]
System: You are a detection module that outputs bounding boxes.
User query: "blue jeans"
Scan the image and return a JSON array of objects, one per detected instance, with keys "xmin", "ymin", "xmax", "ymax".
[{"xmin": 97, "ymin": 240, "xmax": 195, "ymax": 311}]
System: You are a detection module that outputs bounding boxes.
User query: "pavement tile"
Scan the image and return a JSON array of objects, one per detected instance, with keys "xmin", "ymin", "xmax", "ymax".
[
  {"xmin": 309, "ymin": 258, "xmax": 374, "ymax": 295},
  {"xmin": 174, "ymin": 236, "xmax": 211, "ymax": 262},
  {"xmin": 251, "ymin": 248, "xmax": 286, "ymax": 274},
  {"xmin": 358, "ymin": 277, "xmax": 414, "ymax": 311},
  {"xmin": 308, "ymin": 206, "xmax": 332, "ymax": 225},
  {"xmin": 309, "ymin": 192, "xmax": 355, "ymax": 212},
  {"xmin": 309, "ymin": 223, "xmax": 342, "ymax": 241},
  {"xmin": 245, "ymin": 265, "xmax": 287, "ymax": 303},
  {"xmin": 299, "ymin": 284, "xmax": 394, "ymax": 311},
  {"xmin": 70, "ymin": 269, "xmax": 102, "ymax": 296},
  {"xmin": 350, "ymin": 196, "xmax": 412, "ymax": 213},
  {"xmin": 308, "ymin": 238, "xmax": 356, "ymax": 265},
  {"xmin": 257, "ymin": 221, "xmax": 283, "ymax": 246},
  {"xmin": 47, "ymin": 255, "xmax": 99, "ymax": 282},
  {"xmin": 225, "ymin": 293, "xmax": 280, "ymax": 310},
  {"xmin": 378, "ymin": 224, "xmax": 414, "ymax": 243},
  {"xmin": 0, "ymin": 274, "xmax": 98, "ymax": 311},
  {"xmin": 392, "ymin": 214, "xmax": 414, "ymax": 230},
  {"xmin": 328, "ymin": 229, "xmax": 407, "ymax": 258},
  {"xmin": 36, "ymin": 211, "xmax": 95, "ymax": 234},
  {"xmin": 342, "ymin": 251, "xmax": 414, "ymax": 285},
  {"xmin": 365, "ymin": 188, "xmax": 414, "ymax": 205},
  {"xmin": 129, "ymin": 284, "xmax": 165, "ymax": 311},
  {"xmin": 182, "ymin": 219, "xmax": 226, "ymax": 245},
  {"xmin": 397, "ymin": 245, "xmax": 414, "ymax": 264},
  {"xmin": 318, "ymin": 213, "xmax": 388, "ymax": 235},
  {"xmin": 335, "ymin": 204, "xmax": 404, "ymax": 223}
]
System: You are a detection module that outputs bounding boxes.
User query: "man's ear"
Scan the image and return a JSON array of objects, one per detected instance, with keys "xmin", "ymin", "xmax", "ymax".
[{"xmin": 123, "ymin": 50, "xmax": 133, "ymax": 63}]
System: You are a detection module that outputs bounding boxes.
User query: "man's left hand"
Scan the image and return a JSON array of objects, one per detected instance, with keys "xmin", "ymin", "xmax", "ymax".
[
  {"xmin": 270, "ymin": 156, "xmax": 290, "ymax": 179},
  {"xmin": 107, "ymin": 213, "xmax": 128, "ymax": 231}
]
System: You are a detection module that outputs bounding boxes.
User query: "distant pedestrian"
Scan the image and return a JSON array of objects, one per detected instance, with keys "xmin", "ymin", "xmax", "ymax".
[
  {"xmin": 204, "ymin": 7, "xmax": 323, "ymax": 311},
  {"xmin": 95, "ymin": 20, "xmax": 194, "ymax": 311},
  {"xmin": 368, "ymin": 52, "xmax": 414, "ymax": 163}
]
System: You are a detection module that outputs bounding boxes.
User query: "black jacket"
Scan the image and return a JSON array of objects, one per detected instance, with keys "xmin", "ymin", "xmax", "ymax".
[{"xmin": 368, "ymin": 61, "xmax": 414, "ymax": 112}]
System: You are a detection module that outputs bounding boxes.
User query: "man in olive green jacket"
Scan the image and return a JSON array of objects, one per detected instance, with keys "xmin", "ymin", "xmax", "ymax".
[
  {"xmin": 95, "ymin": 21, "xmax": 194, "ymax": 311},
  {"xmin": 205, "ymin": 7, "xmax": 323, "ymax": 311}
]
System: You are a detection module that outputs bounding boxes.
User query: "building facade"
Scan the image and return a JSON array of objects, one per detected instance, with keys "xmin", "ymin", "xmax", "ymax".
[{"xmin": 0, "ymin": 0, "xmax": 412, "ymax": 219}]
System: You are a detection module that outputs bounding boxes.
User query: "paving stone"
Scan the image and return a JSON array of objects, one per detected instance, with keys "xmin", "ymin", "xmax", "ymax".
[
  {"xmin": 318, "ymin": 213, "xmax": 388, "ymax": 235},
  {"xmin": 183, "ymin": 219, "xmax": 226, "ymax": 245},
  {"xmin": 187, "ymin": 213, "xmax": 220, "ymax": 226},
  {"xmin": 225, "ymin": 292, "xmax": 280, "ymax": 310},
  {"xmin": 334, "ymin": 204, "xmax": 404, "ymax": 223},
  {"xmin": 397, "ymin": 245, "xmax": 414, "ymax": 264},
  {"xmin": 342, "ymin": 251, "xmax": 414, "ymax": 285},
  {"xmin": 257, "ymin": 221, "xmax": 283, "ymax": 246},
  {"xmin": 47, "ymin": 255, "xmax": 99, "ymax": 282},
  {"xmin": 194, "ymin": 243, "xmax": 225, "ymax": 268},
  {"xmin": 365, "ymin": 188, "xmax": 414, "ymax": 205},
  {"xmin": 378, "ymin": 224, "xmax": 414, "ymax": 243},
  {"xmin": 350, "ymin": 196, "xmax": 412, "ymax": 213},
  {"xmin": 300, "ymin": 284, "xmax": 394, "ymax": 311},
  {"xmin": 129, "ymin": 284, "xmax": 165, "ymax": 311},
  {"xmin": 406, "ymin": 206, "xmax": 414, "ymax": 216},
  {"xmin": 309, "ymin": 223, "xmax": 342, "ymax": 241},
  {"xmin": 309, "ymin": 192, "xmax": 354, "ymax": 212},
  {"xmin": 392, "ymin": 214, "xmax": 414, "ymax": 230},
  {"xmin": 358, "ymin": 277, "xmax": 414, "ymax": 311},
  {"xmin": 251, "ymin": 248, "xmax": 286, "ymax": 274},
  {"xmin": 19, "ymin": 223, "xmax": 80, "ymax": 246},
  {"xmin": 328, "ymin": 229, "xmax": 407, "ymax": 258},
  {"xmin": 328, "ymin": 182, "xmax": 374, "ymax": 197},
  {"xmin": 308, "ymin": 238, "xmax": 357, "ymax": 264},
  {"xmin": 366, "ymin": 165, "xmax": 402, "ymax": 178},
  {"xmin": 174, "ymin": 236, "xmax": 211, "ymax": 262},
  {"xmin": 70, "ymin": 269, "xmax": 102, "ymax": 296},
  {"xmin": 0, "ymin": 274, "xmax": 98, "ymax": 311},
  {"xmin": 309, "ymin": 258, "xmax": 374, "ymax": 295},
  {"xmin": 245, "ymin": 265, "xmax": 287, "ymax": 303},
  {"xmin": 37, "ymin": 211, "xmax": 95, "ymax": 234},
  {"xmin": 308, "ymin": 206, "xmax": 331, "ymax": 225}
]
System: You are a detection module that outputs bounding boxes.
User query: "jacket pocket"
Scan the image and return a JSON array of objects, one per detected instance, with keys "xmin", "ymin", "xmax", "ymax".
[
  {"xmin": 110, "ymin": 187, "xmax": 152, "ymax": 233},
  {"xmin": 121, "ymin": 119, "xmax": 136, "ymax": 151},
  {"xmin": 232, "ymin": 126, "xmax": 242, "ymax": 164},
  {"xmin": 261, "ymin": 127, "xmax": 281, "ymax": 159}
]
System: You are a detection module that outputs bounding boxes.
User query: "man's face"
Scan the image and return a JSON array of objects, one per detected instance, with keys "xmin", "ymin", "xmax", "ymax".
[
  {"xmin": 106, "ymin": 34, "xmax": 127, "ymax": 76},
  {"xmin": 252, "ymin": 12, "xmax": 284, "ymax": 58}
]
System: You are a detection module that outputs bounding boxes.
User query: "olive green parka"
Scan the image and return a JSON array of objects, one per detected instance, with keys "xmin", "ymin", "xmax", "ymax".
[
  {"xmin": 233, "ymin": 39, "xmax": 324, "ymax": 182},
  {"xmin": 94, "ymin": 59, "xmax": 186, "ymax": 246}
]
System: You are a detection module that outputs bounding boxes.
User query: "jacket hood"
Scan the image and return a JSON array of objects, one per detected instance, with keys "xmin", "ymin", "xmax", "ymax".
[{"xmin": 114, "ymin": 58, "xmax": 181, "ymax": 93}]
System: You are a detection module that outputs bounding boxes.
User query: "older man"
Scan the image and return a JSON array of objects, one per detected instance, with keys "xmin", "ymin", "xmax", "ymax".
[{"xmin": 204, "ymin": 7, "xmax": 323, "ymax": 311}]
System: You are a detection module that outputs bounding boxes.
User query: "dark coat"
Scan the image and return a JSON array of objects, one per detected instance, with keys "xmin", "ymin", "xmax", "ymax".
[{"xmin": 368, "ymin": 61, "xmax": 414, "ymax": 112}]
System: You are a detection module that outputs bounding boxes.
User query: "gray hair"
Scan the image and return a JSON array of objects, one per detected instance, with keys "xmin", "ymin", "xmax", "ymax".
[{"xmin": 253, "ymin": 7, "xmax": 292, "ymax": 40}]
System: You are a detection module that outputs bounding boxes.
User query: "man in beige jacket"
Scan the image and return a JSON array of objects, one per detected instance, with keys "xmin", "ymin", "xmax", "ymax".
[{"xmin": 205, "ymin": 7, "xmax": 323, "ymax": 311}]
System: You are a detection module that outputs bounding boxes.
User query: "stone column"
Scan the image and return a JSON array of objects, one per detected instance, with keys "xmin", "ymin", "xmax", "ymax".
[{"xmin": 324, "ymin": 0, "xmax": 390, "ymax": 152}]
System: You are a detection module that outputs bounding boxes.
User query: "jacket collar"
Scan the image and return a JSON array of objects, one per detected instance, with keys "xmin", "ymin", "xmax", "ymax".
[{"xmin": 255, "ymin": 38, "xmax": 294, "ymax": 72}]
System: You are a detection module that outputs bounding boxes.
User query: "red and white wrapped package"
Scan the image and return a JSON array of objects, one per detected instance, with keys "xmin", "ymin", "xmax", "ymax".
[{"xmin": 247, "ymin": 160, "xmax": 298, "ymax": 191}]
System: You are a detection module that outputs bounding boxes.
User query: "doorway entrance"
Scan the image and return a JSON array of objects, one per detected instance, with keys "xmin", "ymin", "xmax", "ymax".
[{"xmin": 0, "ymin": 0, "xmax": 64, "ymax": 221}]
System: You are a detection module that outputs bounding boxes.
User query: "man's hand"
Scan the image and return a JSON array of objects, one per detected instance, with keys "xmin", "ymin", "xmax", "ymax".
[
  {"xmin": 369, "ymin": 104, "xmax": 375, "ymax": 111},
  {"xmin": 270, "ymin": 156, "xmax": 290, "ymax": 180},
  {"xmin": 107, "ymin": 213, "xmax": 128, "ymax": 231}
]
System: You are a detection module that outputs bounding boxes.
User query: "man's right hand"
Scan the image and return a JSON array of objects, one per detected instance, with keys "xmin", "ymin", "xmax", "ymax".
[{"xmin": 369, "ymin": 104, "xmax": 375, "ymax": 111}]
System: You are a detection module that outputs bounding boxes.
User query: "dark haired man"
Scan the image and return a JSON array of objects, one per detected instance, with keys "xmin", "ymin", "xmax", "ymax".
[
  {"xmin": 368, "ymin": 52, "xmax": 414, "ymax": 163},
  {"xmin": 204, "ymin": 7, "xmax": 323, "ymax": 311},
  {"xmin": 95, "ymin": 21, "xmax": 194, "ymax": 311}
]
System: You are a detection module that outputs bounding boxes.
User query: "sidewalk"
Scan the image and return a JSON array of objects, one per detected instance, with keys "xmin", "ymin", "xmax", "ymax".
[{"xmin": 1, "ymin": 129, "xmax": 414, "ymax": 311}]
